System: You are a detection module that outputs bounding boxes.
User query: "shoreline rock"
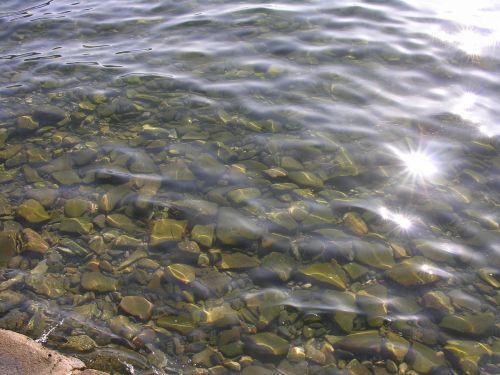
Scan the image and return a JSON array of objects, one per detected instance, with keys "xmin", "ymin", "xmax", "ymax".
[{"xmin": 0, "ymin": 328, "xmax": 108, "ymax": 375}]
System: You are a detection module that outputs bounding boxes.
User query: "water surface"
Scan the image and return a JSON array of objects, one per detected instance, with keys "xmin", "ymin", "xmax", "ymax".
[{"xmin": 0, "ymin": 1, "xmax": 499, "ymax": 374}]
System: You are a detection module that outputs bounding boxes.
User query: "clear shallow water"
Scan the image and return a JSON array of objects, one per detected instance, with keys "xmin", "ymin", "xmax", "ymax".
[{"xmin": 0, "ymin": 1, "xmax": 499, "ymax": 374}]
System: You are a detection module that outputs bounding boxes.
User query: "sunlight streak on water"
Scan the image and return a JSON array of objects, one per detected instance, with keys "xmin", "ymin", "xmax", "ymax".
[
  {"xmin": 379, "ymin": 206, "xmax": 413, "ymax": 231},
  {"xmin": 412, "ymin": 0, "xmax": 500, "ymax": 57}
]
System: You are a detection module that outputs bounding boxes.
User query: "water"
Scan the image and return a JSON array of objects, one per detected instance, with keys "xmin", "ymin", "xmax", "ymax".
[{"xmin": 0, "ymin": 0, "xmax": 499, "ymax": 374}]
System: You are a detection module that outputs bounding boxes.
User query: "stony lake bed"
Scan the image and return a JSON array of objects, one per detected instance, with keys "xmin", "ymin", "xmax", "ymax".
[{"xmin": 0, "ymin": 1, "xmax": 499, "ymax": 374}]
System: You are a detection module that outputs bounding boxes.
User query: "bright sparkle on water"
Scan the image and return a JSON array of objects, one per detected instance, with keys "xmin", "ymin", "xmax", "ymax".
[
  {"xmin": 379, "ymin": 206, "xmax": 413, "ymax": 231},
  {"xmin": 399, "ymin": 150, "xmax": 438, "ymax": 179}
]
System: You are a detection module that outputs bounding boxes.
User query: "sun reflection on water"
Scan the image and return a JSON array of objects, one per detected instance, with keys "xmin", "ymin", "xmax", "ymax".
[
  {"xmin": 387, "ymin": 144, "xmax": 440, "ymax": 184},
  {"xmin": 379, "ymin": 206, "xmax": 414, "ymax": 232}
]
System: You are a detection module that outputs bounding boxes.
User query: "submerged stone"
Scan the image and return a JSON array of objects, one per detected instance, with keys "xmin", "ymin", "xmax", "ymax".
[
  {"xmin": 227, "ymin": 188, "xmax": 261, "ymax": 205},
  {"xmin": 33, "ymin": 105, "xmax": 66, "ymax": 124},
  {"xmin": 60, "ymin": 217, "xmax": 93, "ymax": 235},
  {"xmin": 17, "ymin": 199, "xmax": 50, "ymax": 223},
  {"xmin": 191, "ymin": 224, "xmax": 215, "ymax": 247},
  {"xmin": 157, "ymin": 315, "xmax": 195, "ymax": 334},
  {"xmin": 165, "ymin": 263, "xmax": 195, "ymax": 284},
  {"xmin": 421, "ymin": 291, "xmax": 454, "ymax": 314},
  {"xmin": 246, "ymin": 332, "xmax": 289, "ymax": 357},
  {"xmin": 384, "ymin": 331, "xmax": 410, "ymax": 362},
  {"xmin": 52, "ymin": 170, "xmax": 81, "ymax": 185},
  {"xmin": 20, "ymin": 228, "xmax": 48, "ymax": 254},
  {"xmin": 299, "ymin": 262, "xmax": 347, "ymax": 290},
  {"xmin": 334, "ymin": 330, "xmax": 383, "ymax": 354},
  {"xmin": 64, "ymin": 198, "xmax": 89, "ymax": 217},
  {"xmin": 262, "ymin": 252, "xmax": 295, "ymax": 281},
  {"xmin": 439, "ymin": 312, "xmax": 494, "ymax": 337},
  {"xmin": 216, "ymin": 207, "xmax": 261, "ymax": 245},
  {"xmin": 0, "ymin": 231, "xmax": 19, "ymax": 266},
  {"xmin": 0, "ymin": 290, "xmax": 25, "ymax": 314},
  {"xmin": 354, "ymin": 240, "xmax": 395, "ymax": 270},
  {"xmin": 385, "ymin": 257, "xmax": 439, "ymax": 286},
  {"xmin": 81, "ymin": 271, "xmax": 118, "ymax": 293},
  {"xmin": 409, "ymin": 341, "xmax": 446, "ymax": 373},
  {"xmin": 219, "ymin": 252, "xmax": 260, "ymax": 270},
  {"xmin": 444, "ymin": 340, "xmax": 492, "ymax": 375},
  {"xmin": 288, "ymin": 171, "xmax": 324, "ymax": 188},
  {"xmin": 61, "ymin": 335, "xmax": 97, "ymax": 352},
  {"xmin": 343, "ymin": 212, "xmax": 368, "ymax": 235},
  {"xmin": 322, "ymin": 290, "xmax": 357, "ymax": 333},
  {"xmin": 149, "ymin": 219, "xmax": 187, "ymax": 247},
  {"xmin": 26, "ymin": 273, "xmax": 65, "ymax": 298},
  {"xmin": 106, "ymin": 213, "xmax": 137, "ymax": 233},
  {"xmin": 119, "ymin": 296, "xmax": 154, "ymax": 321},
  {"xmin": 16, "ymin": 115, "xmax": 39, "ymax": 132}
]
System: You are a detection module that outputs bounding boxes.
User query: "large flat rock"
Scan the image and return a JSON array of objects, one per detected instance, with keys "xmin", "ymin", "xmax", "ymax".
[{"xmin": 0, "ymin": 329, "xmax": 107, "ymax": 375}]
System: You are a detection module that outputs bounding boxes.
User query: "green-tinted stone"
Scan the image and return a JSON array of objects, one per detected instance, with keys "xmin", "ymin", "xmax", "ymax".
[
  {"xmin": 384, "ymin": 332, "xmax": 410, "ymax": 362},
  {"xmin": 26, "ymin": 274, "xmax": 65, "ymax": 298},
  {"xmin": 246, "ymin": 332, "xmax": 289, "ymax": 357},
  {"xmin": 191, "ymin": 224, "xmax": 215, "ymax": 247},
  {"xmin": 160, "ymin": 160, "xmax": 196, "ymax": 182},
  {"xmin": 60, "ymin": 217, "xmax": 93, "ymax": 234},
  {"xmin": 61, "ymin": 335, "xmax": 97, "ymax": 352},
  {"xmin": 26, "ymin": 188, "xmax": 58, "ymax": 207},
  {"xmin": 444, "ymin": 340, "xmax": 492, "ymax": 375},
  {"xmin": 262, "ymin": 252, "xmax": 295, "ymax": 281},
  {"xmin": 17, "ymin": 199, "xmax": 50, "ymax": 223},
  {"xmin": 357, "ymin": 285, "xmax": 388, "ymax": 328},
  {"xmin": 385, "ymin": 257, "xmax": 439, "ymax": 286},
  {"xmin": 157, "ymin": 315, "xmax": 195, "ymax": 334},
  {"xmin": 0, "ymin": 231, "xmax": 18, "ymax": 266},
  {"xmin": 422, "ymin": 291, "xmax": 454, "ymax": 314},
  {"xmin": 322, "ymin": 290, "xmax": 357, "ymax": 333},
  {"xmin": 0, "ymin": 290, "xmax": 25, "ymax": 314},
  {"xmin": 242, "ymin": 366, "xmax": 274, "ymax": 375},
  {"xmin": 203, "ymin": 304, "xmax": 240, "ymax": 328},
  {"xmin": 20, "ymin": 228, "xmax": 49, "ymax": 254},
  {"xmin": 106, "ymin": 213, "xmax": 137, "ymax": 233},
  {"xmin": 439, "ymin": 312, "xmax": 494, "ymax": 337},
  {"xmin": 114, "ymin": 235, "xmax": 143, "ymax": 249},
  {"xmin": 0, "ymin": 194, "xmax": 13, "ymax": 216},
  {"xmin": 119, "ymin": 296, "xmax": 154, "ymax": 321},
  {"xmin": 216, "ymin": 207, "xmax": 261, "ymax": 245},
  {"xmin": 173, "ymin": 199, "xmax": 219, "ymax": 219},
  {"xmin": 64, "ymin": 198, "xmax": 89, "ymax": 217},
  {"xmin": 354, "ymin": 241, "xmax": 395, "ymax": 270},
  {"xmin": 299, "ymin": 262, "xmax": 347, "ymax": 290},
  {"xmin": 219, "ymin": 252, "xmax": 260, "ymax": 270},
  {"xmin": 288, "ymin": 201, "xmax": 309, "ymax": 221},
  {"xmin": 17, "ymin": 115, "xmax": 39, "ymax": 131},
  {"xmin": 288, "ymin": 171, "xmax": 324, "ymax": 188},
  {"xmin": 334, "ymin": 330, "xmax": 383, "ymax": 354},
  {"xmin": 52, "ymin": 170, "xmax": 81, "ymax": 185},
  {"xmin": 478, "ymin": 268, "xmax": 499, "ymax": 289},
  {"xmin": 227, "ymin": 188, "xmax": 261, "ymax": 205},
  {"xmin": 409, "ymin": 341, "xmax": 446, "ymax": 373},
  {"xmin": 263, "ymin": 167, "xmax": 288, "ymax": 178},
  {"xmin": 413, "ymin": 240, "xmax": 456, "ymax": 264},
  {"xmin": 165, "ymin": 263, "xmax": 195, "ymax": 284},
  {"xmin": 343, "ymin": 212, "xmax": 368, "ymax": 235},
  {"xmin": 266, "ymin": 210, "xmax": 298, "ymax": 232},
  {"xmin": 108, "ymin": 315, "xmax": 142, "ymax": 340},
  {"xmin": 149, "ymin": 219, "xmax": 187, "ymax": 247},
  {"xmin": 343, "ymin": 262, "xmax": 369, "ymax": 280},
  {"xmin": 81, "ymin": 271, "xmax": 118, "ymax": 293},
  {"xmin": 99, "ymin": 182, "xmax": 133, "ymax": 212}
]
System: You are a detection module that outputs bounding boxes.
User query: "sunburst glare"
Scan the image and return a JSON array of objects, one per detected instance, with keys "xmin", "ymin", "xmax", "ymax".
[
  {"xmin": 386, "ymin": 143, "xmax": 443, "ymax": 189},
  {"xmin": 379, "ymin": 206, "xmax": 414, "ymax": 232}
]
